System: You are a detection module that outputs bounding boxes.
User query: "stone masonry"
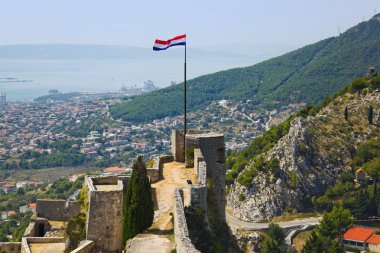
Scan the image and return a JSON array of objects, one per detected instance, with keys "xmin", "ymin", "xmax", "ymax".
[
  {"xmin": 36, "ymin": 199, "xmax": 80, "ymax": 222},
  {"xmin": 85, "ymin": 176, "xmax": 130, "ymax": 253},
  {"xmin": 173, "ymin": 188, "xmax": 201, "ymax": 253},
  {"xmin": 172, "ymin": 130, "xmax": 226, "ymax": 221}
]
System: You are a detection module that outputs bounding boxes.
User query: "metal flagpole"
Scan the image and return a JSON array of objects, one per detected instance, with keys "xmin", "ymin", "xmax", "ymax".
[{"xmin": 184, "ymin": 40, "xmax": 187, "ymax": 157}]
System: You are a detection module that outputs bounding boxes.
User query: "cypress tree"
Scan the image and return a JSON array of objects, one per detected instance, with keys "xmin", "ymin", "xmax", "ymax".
[
  {"xmin": 368, "ymin": 105, "xmax": 374, "ymax": 124},
  {"xmin": 123, "ymin": 155, "xmax": 154, "ymax": 245},
  {"xmin": 344, "ymin": 106, "xmax": 348, "ymax": 121}
]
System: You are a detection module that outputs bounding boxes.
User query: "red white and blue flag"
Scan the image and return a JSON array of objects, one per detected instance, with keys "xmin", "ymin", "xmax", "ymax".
[{"xmin": 153, "ymin": 34, "xmax": 186, "ymax": 51}]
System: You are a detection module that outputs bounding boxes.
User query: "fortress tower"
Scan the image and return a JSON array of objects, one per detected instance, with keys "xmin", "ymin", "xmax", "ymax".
[{"xmin": 85, "ymin": 176, "xmax": 130, "ymax": 253}]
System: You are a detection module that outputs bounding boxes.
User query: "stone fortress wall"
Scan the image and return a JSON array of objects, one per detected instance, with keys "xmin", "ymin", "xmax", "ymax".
[
  {"xmin": 171, "ymin": 130, "xmax": 227, "ymax": 252},
  {"xmin": 36, "ymin": 199, "xmax": 80, "ymax": 222},
  {"xmin": 173, "ymin": 188, "xmax": 201, "ymax": 253},
  {"xmin": 0, "ymin": 243, "xmax": 21, "ymax": 253},
  {"xmin": 172, "ymin": 130, "xmax": 226, "ymax": 220}
]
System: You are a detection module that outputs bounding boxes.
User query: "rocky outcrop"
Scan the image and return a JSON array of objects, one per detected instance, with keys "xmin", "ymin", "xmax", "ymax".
[{"xmin": 227, "ymin": 91, "xmax": 380, "ymax": 222}]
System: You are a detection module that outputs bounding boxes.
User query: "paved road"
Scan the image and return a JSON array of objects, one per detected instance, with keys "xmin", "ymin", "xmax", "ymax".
[{"xmin": 226, "ymin": 212, "xmax": 322, "ymax": 230}]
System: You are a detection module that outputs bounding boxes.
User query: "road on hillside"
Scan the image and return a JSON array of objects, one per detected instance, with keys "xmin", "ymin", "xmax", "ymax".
[{"xmin": 226, "ymin": 212, "xmax": 322, "ymax": 230}]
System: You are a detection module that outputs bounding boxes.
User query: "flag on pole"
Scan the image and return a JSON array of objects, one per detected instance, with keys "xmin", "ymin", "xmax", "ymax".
[{"xmin": 153, "ymin": 34, "xmax": 186, "ymax": 51}]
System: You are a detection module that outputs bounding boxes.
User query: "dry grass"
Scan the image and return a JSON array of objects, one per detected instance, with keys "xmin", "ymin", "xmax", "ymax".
[
  {"xmin": 292, "ymin": 230, "xmax": 313, "ymax": 253},
  {"xmin": 271, "ymin": 212, "xmax": 320, "ymax": 223},
  {"xmin": 0, "ymin": 166, "xmax": 101, "ymax": 182}
]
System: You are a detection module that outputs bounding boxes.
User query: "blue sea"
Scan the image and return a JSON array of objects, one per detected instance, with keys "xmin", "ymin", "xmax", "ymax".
[{"xmin": 0, "ymin": 57, "xmax": 260, "ymax": 101}]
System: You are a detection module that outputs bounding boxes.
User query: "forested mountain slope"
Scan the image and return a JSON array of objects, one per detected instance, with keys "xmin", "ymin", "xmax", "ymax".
[{"xmin": 110, "ymin": 14, "xmax": 380, "ymax": 123}]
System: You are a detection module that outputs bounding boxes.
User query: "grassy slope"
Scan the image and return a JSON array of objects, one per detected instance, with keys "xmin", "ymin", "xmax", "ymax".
[{"xmin": 110, "ymin": 14, "xmax": 380, "ymax": 123}]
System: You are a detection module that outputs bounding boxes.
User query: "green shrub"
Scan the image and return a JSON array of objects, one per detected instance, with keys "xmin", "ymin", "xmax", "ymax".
[
  {"xmin": 65, "ymin": 213, "xmax": 86, "ymax": 252},
  {"xmin": 238, "ymin": 193, "xmax": 246, "ymax": 202}
]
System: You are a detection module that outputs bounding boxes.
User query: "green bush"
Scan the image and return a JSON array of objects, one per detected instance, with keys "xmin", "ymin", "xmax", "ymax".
[{"xmin": 65, "ymin": 213, "xmax": 86, "ymax": 252}]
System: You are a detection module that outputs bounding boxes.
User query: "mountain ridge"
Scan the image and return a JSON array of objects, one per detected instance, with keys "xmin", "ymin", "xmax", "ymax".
[
  {"xmin": 0, "ymin": 44, "xmax": 247, "ymax": 59},
  {"xmin": 110, "ymin": 14, "xmax": 380, "ymax": 123}
]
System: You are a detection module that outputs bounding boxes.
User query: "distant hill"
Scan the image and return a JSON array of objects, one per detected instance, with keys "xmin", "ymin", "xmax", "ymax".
[
  {"xmin": 0, "ymin": 44, "xmax": 245, "ymax": 59},
  {"xmin": 110, "ymin": 14, "xmax": 380, "ymax": 123}
]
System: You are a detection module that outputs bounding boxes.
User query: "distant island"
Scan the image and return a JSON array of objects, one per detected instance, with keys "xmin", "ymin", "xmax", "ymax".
[{"xmin": 0, "ymin": 77, "xmax": 33, "ymax": 84}]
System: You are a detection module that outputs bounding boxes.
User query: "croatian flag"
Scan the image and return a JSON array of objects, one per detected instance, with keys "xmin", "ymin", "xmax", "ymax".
[{"xmin": 153, "ymin": 34, "xmax": 186, "ymax": 51}]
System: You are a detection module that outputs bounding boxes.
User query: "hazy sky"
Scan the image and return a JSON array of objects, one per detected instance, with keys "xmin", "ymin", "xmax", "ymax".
[{"xmin": 1, "ymin": 0, "xmax": 380, "ymax": 51}]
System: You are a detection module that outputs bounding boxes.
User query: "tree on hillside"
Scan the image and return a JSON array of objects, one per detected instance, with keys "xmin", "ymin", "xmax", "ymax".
[
  {"xmin": 368, "ymin": 105, "xmax": 374, "ymax": 124},
  {"xmin": 267, "ymin": 223, "xmax": 285, "ymax": 245},
  {"xmin": 122, "ymin": 155, "xmax": 154, "ymax": 245},
  {"xmin": 352, "ymin": 189, "xmax": 371, "ymax": 218},
  {"xmin": 302, "ymin": 207, "xmax": 352, "ymax": 253},
  {"xmin": 318, "ymin": 206, "xmax": 353, "ymax": 238},
  {"xmin": 302, "ymin": 231, "xmax": 324, "ymax": 253},
  {"xmin": 344, "ymin": 106, "xmax": 348, "ymax": 121}
]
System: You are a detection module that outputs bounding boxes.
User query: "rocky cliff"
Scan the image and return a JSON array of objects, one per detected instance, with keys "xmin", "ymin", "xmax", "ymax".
[{"xmin": 227, "ymin": 89, "xmax": 380, "ymax": 222}]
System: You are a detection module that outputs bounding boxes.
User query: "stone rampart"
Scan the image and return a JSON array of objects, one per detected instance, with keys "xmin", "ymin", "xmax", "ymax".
[
  {"xmin": 173, "ymin": 188, "xmax": 200, "ymax": 253},
  {"xmin": 70, "ymin": 240, "xmax": 95, "ymax": 253},
  {"xmin": 36, "ymin": 199, "xmax": 80, "ymax": 222},
  {"xmin": 0, "ymin": 242, "xmax": 21, "ymax": 253},
  {"xmin": 172, "ymin": 130, "xmax": 226, "ymax": 220}
]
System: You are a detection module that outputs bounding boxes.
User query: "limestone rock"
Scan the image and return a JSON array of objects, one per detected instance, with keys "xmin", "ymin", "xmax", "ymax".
[{"xmin": 227, "ymin": 92, "xmax": 380, "ymax": 222}]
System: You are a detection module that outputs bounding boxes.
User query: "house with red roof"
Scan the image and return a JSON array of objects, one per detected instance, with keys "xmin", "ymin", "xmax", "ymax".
[
  {"xmin": 2, "ymin": 183, "xmax": 16, "ymax": 193},
  {"xmin": 342, "ymin": 227, "xmax": 380, "ymax": 252},
  {"xmin": 103, "ymin": 167, "xmax": 131, "ymax": 175},
  {"xmin": 368, "ymin": 234, "xmax": 380, "ymax": 252}
]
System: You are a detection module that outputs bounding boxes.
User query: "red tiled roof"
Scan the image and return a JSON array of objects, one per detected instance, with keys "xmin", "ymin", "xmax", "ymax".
[
  {"xmin": 3, "ymin": 184, "xmax": 15, "ymax": 188},
  {"xmin": 343, "ymin": 227, "xmax": 374, "ymax": 242},
  {"xmin": 28, "ymin": 203, "xmax": 36, "ymax": 209},
  {"xmin": 368, "ymin": 234, "xmax": 380, "ymax": 245},
  {"xmin": 7, "ymin": 211, "xmax": 16, "ymax": 215},
  {"xmin": 104, "ymin": 167, "xmax": 125, "ymax": 172}
]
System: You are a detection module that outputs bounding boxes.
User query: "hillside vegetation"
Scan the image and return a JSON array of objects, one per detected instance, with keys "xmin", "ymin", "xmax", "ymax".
[{"xmin": 110, "ymin": 14, "xmax": 380, "ymax": 123}]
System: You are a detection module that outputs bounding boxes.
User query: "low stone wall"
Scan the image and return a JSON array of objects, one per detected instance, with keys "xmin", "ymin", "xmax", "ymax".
[
  {"xmin": 148, "ymin": 155, "xmax": 174, "ymax": 183},
  {"xmin": 0, "ymin": 242, "xmax": 21, "ymax": 253},
  {"xmin": 285, "ymin": 224, "xmax": 315, "ymax": 246},
  {"xmin": 90, "ymin": 176, "xmax": 118, "ymax": 186},
  {"xmin": 36, "ymin": 199, "xmax": 80, "ymax": 221},
  {"xmin": 21, "ymin": 237, "xmax": 65, "ymax": 253},
  {"xmin": 173, "ymin": 188, "xmax": 200, "ymax": 253},
  {"xmin": 70, "ymin": 240, "xmax": 95, "ymax": 253}
]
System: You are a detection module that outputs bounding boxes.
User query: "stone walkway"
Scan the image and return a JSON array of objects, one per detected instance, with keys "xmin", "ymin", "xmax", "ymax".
[{"xmin": 126, "ymin": 162, "xmax": 196, "ymax": 253}]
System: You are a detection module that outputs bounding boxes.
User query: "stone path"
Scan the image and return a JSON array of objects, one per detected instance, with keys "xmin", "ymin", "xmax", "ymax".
[{"xmin": 127, "ymin": 162, "xmax": 196, "ymax": 253}]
